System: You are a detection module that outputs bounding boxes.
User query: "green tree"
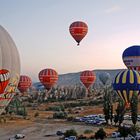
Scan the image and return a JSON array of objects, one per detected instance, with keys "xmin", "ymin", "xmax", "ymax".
[
  {"xmin": 131, "ymin": 91, "xmax": 138, "ymax": 126},
  {"xmin": 114, "ymin": 99, "xmax": 125, "ymax": 126},
  {"xmin": 103, "ymin": 86, "xmax": 113, "ymax": 125},
  {"xmin": 103, "ymin": 94, "xmax": 109, "ymax": 124}
]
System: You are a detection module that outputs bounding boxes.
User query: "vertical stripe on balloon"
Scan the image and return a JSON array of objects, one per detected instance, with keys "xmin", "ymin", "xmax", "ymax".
[{"xmin": 130, "ymin": 70, "xmax": 134, "ymax": 84}]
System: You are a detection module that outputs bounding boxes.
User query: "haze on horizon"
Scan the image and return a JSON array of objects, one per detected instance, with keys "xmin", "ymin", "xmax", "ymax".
[{"xmin": 1, "ymin": 0, "xmax": 140, "ymax": 82}]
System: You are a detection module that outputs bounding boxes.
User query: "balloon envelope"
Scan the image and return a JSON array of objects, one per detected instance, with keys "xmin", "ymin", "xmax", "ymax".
[
  {"xmin": 0, "ymin": 25, "xmax": 20, "ymax": 114},
  {"xmin": 38, "ymin": 68, "xmax": 58, "ymax": 90},
  {"xmin": 99, "ymin": 72, "xmax": 110, "ymax": 85},
  {"xmin": 18, "ymin": 75, "xmax": 32, "ymax": 93},
  {"xmin": 80, "ymin": 70, "xmax": 96, "ymax": 89},
  {"xmin": 113, "ymin": 69, "xmax": 140, "ymax": 107},
  {"xmin": 69, "ymin": 21, "xmax": 88, "ymax": 45},
  {"xmin": 122, "ymin": 45, "xmax": 140, "ymax": 71},
  {"xmin": 0, "ymin": 69, "xmax": 10, "ymax": 94}
]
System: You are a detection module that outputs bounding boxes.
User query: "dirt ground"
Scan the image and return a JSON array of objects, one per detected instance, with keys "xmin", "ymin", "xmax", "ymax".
[
  {"xmin": 0, "ymin": 118, "xmax": 117, "ymax": 140},
  {"xmin": 0, "ymin": 101, "xmax": 139, "ymax": 140}
]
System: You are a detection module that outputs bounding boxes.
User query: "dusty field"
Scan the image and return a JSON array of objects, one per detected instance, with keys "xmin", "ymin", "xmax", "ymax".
[{"xmin": 0, "ymin": 118, "xmax": 117, "ymax": 140}]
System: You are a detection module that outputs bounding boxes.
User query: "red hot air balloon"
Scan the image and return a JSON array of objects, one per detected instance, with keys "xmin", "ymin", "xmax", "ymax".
[
  {"xmin": 80, "ymin": 70, "xmax": 96, "ymax": 89},
  {"xmin": 0, "ymin": 69, "xmax": 10, "ymax": 94},
  {"xmin": 38, "ymin": 68, "xmax": 58, "ymax": 91},
  {"xmin": 18, "ymin": 75, "xmax": 32, "ymax": 93},
  {"xmin": 69, "ymin": 21, "xmax": 88, "ymax": 46},
  {"xmin": 80, "ymin": 70, "xmax": 96, "ymax": 96}
]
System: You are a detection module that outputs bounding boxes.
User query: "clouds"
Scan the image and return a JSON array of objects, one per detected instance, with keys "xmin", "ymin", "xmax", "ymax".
[{"xmin": 105, "ymin": 5, "xmax": 121, "ymax": 14}]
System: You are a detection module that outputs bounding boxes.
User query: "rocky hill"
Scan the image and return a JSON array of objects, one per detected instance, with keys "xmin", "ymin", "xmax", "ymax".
[{"xmin": 33, "ymin": 69, "xmax": 124, "ymax": 89}]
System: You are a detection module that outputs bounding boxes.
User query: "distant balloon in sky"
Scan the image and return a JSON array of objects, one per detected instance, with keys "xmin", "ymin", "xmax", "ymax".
[
  {"xmin": 0, "ymin": 25, "xmax": 20, "ymax": 114},
  {"xmin": 99, "ymin": 72, "xmax": 110, "ymax": 85},
  {"xmin": 113, "ymin": 69, "xmax": 140, "ymax": 108},
  {"xmin": 80, "ymin": 70, "xmax": 96, "ymax": 90},
  {"xmin": 38, "ymin": 68, "xmax": 58, "ymax": 91},
  {"xmin": 69, "ymin": 21, "xmax": 88, "ymax": 46},
  {"xmin": 18, "ymin": 75, "xmax": 32, "ymax": 93},
  {"xmin": 122, "ymin": 45, "xmax": 140, "ymax": 71}
]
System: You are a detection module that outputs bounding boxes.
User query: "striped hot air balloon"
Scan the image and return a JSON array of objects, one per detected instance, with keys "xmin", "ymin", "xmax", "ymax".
[
  {"xmin": 80, "ymin": 70, "xmax": 96, "ymax": 89},
  {"xmin": 113, "ymin": 69, "xmax": 140, "ymax": 108},
  {"xmin": 38, "ymin": 68, "xmax": 58, "ymax": 91},
  {"xmin": 69, "ymin": 21, "xmax": 88, "ymax": 46},
  {"xmin": 0, "ymin": 69, "xmax": 10, "ymax": 94},
  {"xmin": 18, "ymin": 75, "xmax": 32, "ymax": 93},
  {"xmin": 122, "ymin": 45, "xmax": 140, "ymax": 71}
]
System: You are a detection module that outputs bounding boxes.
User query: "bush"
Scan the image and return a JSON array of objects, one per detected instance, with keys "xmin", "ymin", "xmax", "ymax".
[
  {"xmin": 46, "ymin": 106, "xmax": 65, "ymax": 111},
  {"xmin": 88, "ymin": 100, "xmax": 103, "ymax": 106},
  {"xmin": 60, "ymin": 105, "xmax": 65, "ymax": 111},
  {"xmin": 63, "ymin": 100, "xmax": 103, "ymax": 109},
  {"xmin": 118, "ymin": 126, "xmax": 140, "ymax": 138},
  {"xmin": 28, "ymin": 98, "xmax": 34, "ymax": 103},
  {"xmin": 64, "ymin": 129, "xmax": 77, "ymax": 137},
  {"xmin": 118, "ymin": 126, "xmax": 129, "ymax": 138},
  {"xmin": 95, "ymin": 128, "xmax": 106, "ymax": 140},
  {"xmin": 126, "ymin": 125, "xmax": 140, "ymax": 137},
  {"xmin": 26, "ymin": 103, "xmax": 32, "ymax": 107},
  {"xmin": 34, "ymin": 112, "xmax": 39, "ymax": 117},
  {"xmin": 47, "ymin": 98, "xmax": 57, "ymax": 102},
  {"xmin": 79, "ymin": 101, "xmax": 88, "ymax": 106},
  {"xmin": 17, "ymin": 109, "xmax": 27, "ymax": 116},
  {"xmin": 48, "ymin": 106, "xmax": 60, "ymax": 111},
  {"xmin": 53, "ymin": 112, "xmax": 67, "ymax": 119},
  {"xmin": 84, "ymin": 129, "xmax": 93, "ymax": 134},
  {"xmin": 67, "ymin": 116, "xmax": 74, "ymax": 121}
]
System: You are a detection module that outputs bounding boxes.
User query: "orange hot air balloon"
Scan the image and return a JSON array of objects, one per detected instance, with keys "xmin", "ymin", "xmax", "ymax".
[
  {"xmin": 38, "ymin": 68, "xmax": 58, "ymax": 91},
  {"xmin": 80, "ymin": 70, "xmax": 96, "ymax": 90},
  {"xmin": 0, "ymin": 69, "xmax": 10, "ymax": 94},
  {"xmin": 69, "ymin": 21, "xmax": 88, "ymax": 46},
  {"xmin": 18, "ymin": 75, "xmax": 32, "ymax": 93}
]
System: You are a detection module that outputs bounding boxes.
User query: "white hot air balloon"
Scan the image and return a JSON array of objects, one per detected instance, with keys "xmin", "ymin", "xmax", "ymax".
[
  {"xmin": 0, "ymin": 25, "xmax": 20, "ymax": 114},
  {"xmin": 99, "ymin": 72, "xmax": 110, "ymax": 85}
]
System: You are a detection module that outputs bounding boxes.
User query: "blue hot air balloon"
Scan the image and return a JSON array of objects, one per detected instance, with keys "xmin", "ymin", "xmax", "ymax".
[
  {"xmin": 113, "ymin": 69, "xmax": 140, "ymax": 108},
  {"xmin": 122, "ymin": 45, "xmax": 140, "ymax": 71}
]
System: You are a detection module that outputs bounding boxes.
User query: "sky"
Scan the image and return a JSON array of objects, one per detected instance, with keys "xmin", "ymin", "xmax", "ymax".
[{"xmin": 1, "ymin": 0, "xmax": 140, "ymax": 82}]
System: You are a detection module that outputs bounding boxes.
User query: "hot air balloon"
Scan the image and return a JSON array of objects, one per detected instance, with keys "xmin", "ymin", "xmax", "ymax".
[
  {"xmin": 122, "ymin": 45, "xmax": 140, "ymax": 71},
  {"xmin": 69, "ymin": 21, "xmax": 88, "ymax": 46},
  {"xmin": 80, "ymin": 70, "xmax": 96, "ymax": 96},
  {"xmin": 38, "ymin": 68, "xmax": 58, "ymax": 91},
  {"xmin": 113, "ymin": 69, "xmax": 140, "ymax": 108},
  {"xmin": 99, "ymin": 72, "xmax": 111, "ymax": 85},
  {"xmin": 0, "ymin": 25, "xmax": 20, "ymax": 114},
  {"xmin": 18, "ymin": 75, "xmax": 32, "ymax": 93},
  {"xmin": 0, "ymin": 69, "xmax": 10, "ymax": 94}
]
